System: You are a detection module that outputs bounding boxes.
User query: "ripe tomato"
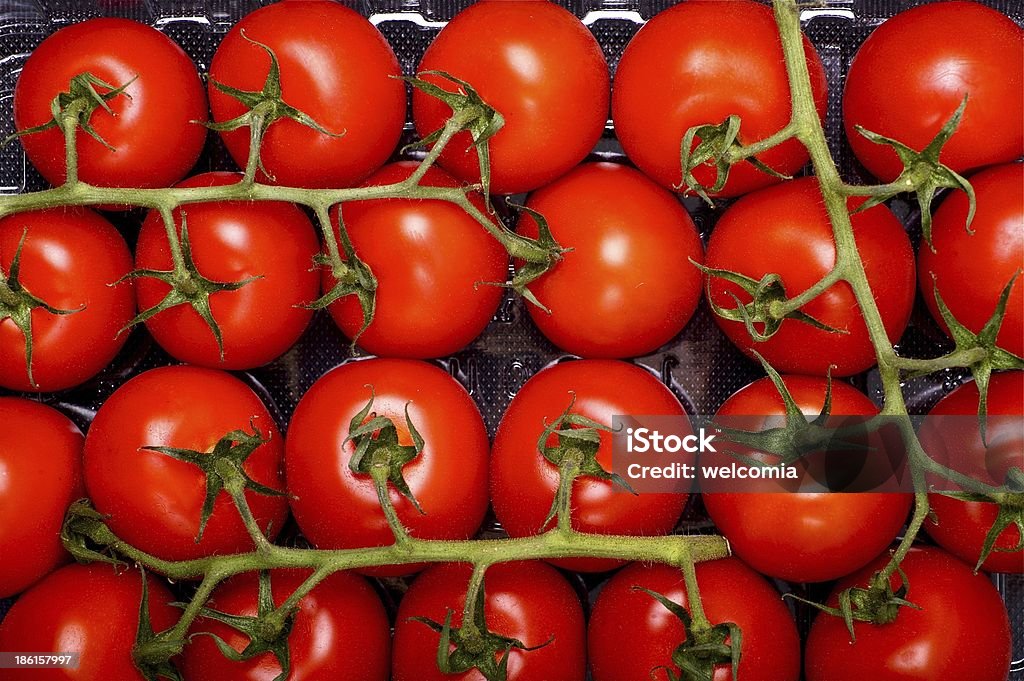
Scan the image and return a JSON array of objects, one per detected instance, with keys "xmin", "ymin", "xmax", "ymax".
[
  {"xmin": 704, "ymin": 177, "xmax": 915, "ymax": 376},
  {"xmin": 922, "ymin": 372, "xmax": 1023, "ymax": 573},
  {"xmin": 181, "ymin": 569, "xmax": 390, "ymax": 681},
  {"xmin": 0, "ymin": 563, "xmax": 178, "ymax": 681},
  {"xmin": 517, "ymin": 162, "xmax": 705, "ymax": 358},
  {"xmin": 326, "ymin": 162, "xmax": 508, "ymax": 357},
  {"xmin": 412, "ymin": 0, "xmax": 609, "ymax": 194},
  {"xmin": 588, "ymin": 559, "xmax": 801, "ymax": 681},
  {"xmin": 209, "ymin": 1, "xmax": 405, "ymax": 188},
  {"xmin": 612, "ymin": 0, "xmax": 827, "ymax": 198},
  {"xmin": 805, "ymin": 546, "xmax": 1011, "ymax": 681},
  {"xmin": 286, "ymin": 359, "xmax": 490, "ymax": 576},
  {"xmin": 843, "ymin": 3, "xmax": 1023, "ymax": 181},
  {"xmin": 83, "ymin": 366, "xmax": 288, "ymax": 563},
  {"xmin": 491, "ymin": 359, "xmax": 688, "ymax": 572},
  {"xmin": 0, "ymin": 399, "xmax": 83, "ymax": 598},
  {"xmin": 13, "ymin": 18, "xmax": 206, "ymax": 190},
  {"xmin": 0, "ymin": 208, "xmax": 135, "ymax": 392},
  {"xmin": 392, "ymin": 561, "xmax": 586, "ymax": 681},
  {"xmin": 919, "ymin": 163, "xmax": 1023, "ymax": 357},
  {"xmin": 702, "ymin": 375, "xmax": 911, "ymax": 583},
  {"xmin": 136, "ymin": 172, "xmax": 320, "ymax": 369}
]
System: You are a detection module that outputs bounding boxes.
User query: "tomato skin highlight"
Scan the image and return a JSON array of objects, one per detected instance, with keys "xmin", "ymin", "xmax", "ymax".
[
  {"xmin": 702, "ymin": 375, "xmax": 911, "ymax": 583},
  {"xmin": 805, "ymin": 546, "xmax": 1012, "ymax": 681},
  {"xmin": 285, "ymin": 359, "xmax": 490, "ymax": 577},
  {"xmin": 326, "ymin": 162, "xmax": 508, "ymax": 358},
  {"xmin": 613, "ymin": 0, "xmax": 827, "ymax": 198},
  {"xmin": 392, "ymin": 561, "xmax": 586, "ymax": 681},
  {"xmin": 843, "ymin": 2, "xmax": 1024, "ymax": 182},
  {"xmin": 919, "ymin": 163, "xmax": 1023, "ymax": 357},
  {"xmin": 588, "ymin": 559, "xmax": 800, "ymax": 681},
  {"xmin": 209, "ymin": 0, "xmax": 405, "ymax": 188},
  {"xmin": 181, "ymin": 569, "xmax": 391, "ymax": 681},
  {"xmin": 0, "ymin": 208, "xmax": 135, "ymax": 393},
  {"xmin": 0, "ymin": 399, "xmax": 83, "ymax": 599},
  {"xmin": 704, "ymin": 177, "xmax": 915, "ymax": 376},
  {"xmin": 83, "ymin": 366, "xmax": 288, "ymax": 564},
  {"xmin": 517, "ymin": 162, "xmax": 705, "ymax": 358},
  {"xmin": 491, "ymin": 359, "xmax": 688, "ymax": 572},
  {"xmin": 0, "ymin": 563, "xmax": 178, "ymax": 681},
  {"xmin": 413, "ymin": 0, "xmax": 610, "ymax": 195},
  {"xmin": 13, "ymin": 18, "xmax": 207, "ymax": 190},
  {"xmin": 136, "ymin": 172, "xmax": 320, "ymax": 369}
]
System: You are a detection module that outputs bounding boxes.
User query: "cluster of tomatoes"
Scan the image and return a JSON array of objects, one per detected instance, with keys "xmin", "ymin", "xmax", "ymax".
[{"xmin": 0, "ymin": 0, "xmax": 1022, "ymax": 680}]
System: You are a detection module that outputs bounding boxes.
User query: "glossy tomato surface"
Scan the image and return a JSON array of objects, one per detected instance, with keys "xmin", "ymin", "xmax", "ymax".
[
  {"xmin": 13, "ymin": 18, "xmax": 206, "ymax": 189},
  {"xmin": 702, "ymin": 375, "xmax": 911, "ymax": 582},
  {"xmin": 613, "ymin": 0, "xmax": 827, "ymax": 197},
  {"xmin": 182, "ymin": 569, "xmax": 390, "ymax": 681},
  {"xmin": 209, "ymin": 0, "xmax": 405, "ymax": 188},
  {"xmin": 0, "ymin": 399, "xmax": 83, "ymax": 598},
  {"xmin": 0, "ymin": 208, "xmax": 135, "ymax": 392},
  {"xmin": 922, "ymin": 372, "xmax": 1023, "ymax": 573},
  {"xmin": 327, "ymin": 162, "xmax": 508, "ymax": 357},
  {"xmin": 136, "ymin": 172, "xmax": 320, "ymax": 369},
  {"xmin": 0, "ymin": 564, "xmax": 177, "ymax": 681},
  {"xmin": 844, "ymin": 2, "xmax": 1024, "ymax": 181},
  {"xmin": 588, "ymin": 559, "xmax": 800, "ymax": 681},
  {"xmin": 413, "ymin": 0, "xmax": 609, "ymax": 194},
  {"xmin": 392, "ymin": 562, "xmax": 586, "ymax": 681},
  {"xmin": 286, "ymin": 359, "xmax": 490, "ymax": 576},
  {"xmin": 83, "ymin": 366, "xmax": 288, "ymax": 563},
  {"xmin": 919, "ymin": 163, "xmax": 1023, "ymax": 357},
  {"xmin": 491, "ymin": 359, "xmax": 688, "ymax": 572},
  {"xmin": 517, "ymin": 162, "xmax": 705, "ymax": 358},
  {"xmin": 704, "ymin": 177, "xmax": 915, "ymax": 376},
  {"xmin": 805, "ymin": 546, "xmax": 1011, "ymax": 681}
]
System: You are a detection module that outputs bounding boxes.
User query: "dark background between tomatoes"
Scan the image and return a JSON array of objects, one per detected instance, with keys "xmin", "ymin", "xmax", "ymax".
[{"xmin": 0, "ymin": 0, "xmax": 1020, "ymax": 676}]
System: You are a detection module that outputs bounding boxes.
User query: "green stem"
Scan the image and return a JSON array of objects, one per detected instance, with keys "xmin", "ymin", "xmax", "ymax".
[
  {"xmin": 725, "ymin": 121, "xmax": 798, "ymax": 163},
  {"xmin": 678, "ymin": 545, "xmax": 712, "ymax": 634},
  {"xmin": 773, "ymin": 264, "xmax": 846, "ymax": 317},
  {"xmin": 224, "ymin": 479, "xmax": 275, "ymax": 555},
  {"xmin": 890, "ymin": 347, "xmax": 988, "ymax": 374},
  {"xmin": 61, "ymin": 113, "xmax": 80, "ymax": 187},
  {"xmin": 460, "ymin": 562, "xmax": 490, "ymax": 637},
  {"xmin": 312, "ymin": 203, "xmax": 345, "ymax": 273},
  {"xmin": 157, "ymin": 205, "xmax": 187, "ymax": 274},
  {"xmin": 241, "ymin": 107, "xmax": 271, "ymax": 187},
  {"xmin": 369, "ymin": 466, "xmax": 412, "ymax": 545},
  {"xmin": 166, "ymin": 568, "xmax": 227, "ymax": 641}
]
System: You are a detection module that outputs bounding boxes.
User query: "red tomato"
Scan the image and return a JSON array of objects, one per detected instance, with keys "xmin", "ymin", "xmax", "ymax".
[
  {"xmin": 392, "ymin": 562, "xmax": 586, "ymax": 681},
  {"xmin": 83, "ymin": 366, "xmax": 288, "ymax": 563},
  {"xmin": 922, "ymin": 372, "xmax": 1023, "ymax": 573},
  {"xmin": 612, "ymin": 0, "xmax": 827, "ymax": 198},
  {"xmin": 702, "ymin": 376, "xmax": 911, "ymax": 582},
  {"xmin": 181, "ymin": 569, "xmax": 390, "ymax": 681},
  {"xmin": 413, "ymin": 0, "xmax": 609, "ymax": 194},
  {"xmin": 136, "ymin": 172, "xmax": 320, "ymax": 369},
  {"xmin": 919, "ymin": 163, "xmax": 1023, "ymax": 357},
  {"xmin": 0, "ymin": 563, "xmax": 178, "ymax": 681},
  {"xmin": 0, "ymin": 399, "xmax": 83, "ymax": 598},
  {"xmin": 491, "ymin": 359, "xmax": 688, "ymax": 572},
  {"xmin": 517, "ymin": 162, "xmax": 705, "ymax": 358},
  {"xmin": 286, "ymin": 359, "xmax": 490, "ymax": 576},
  {"xmin": 805, "ymin": 546, "xmax": 1011, "ymax": 681},
  {"xmin": 209, "ymin": 1, "xmax": 405, "ymax": 188},
  {"xmin": 13, "ymin": 18, "xmax": 206, "ymax": 189},
  {"xmin": 327, "ymin": 162, "xmax": 508, "ymax": 357},
  {"xmin": 588, "ymin": 559, "xmax": 801, "ymax": 681},
  {"xmin": 843, "ymin": 2, "xmax": 1023, "ymax": 181},
  {"xmin": 704, "ymin": 177, "xmax": 915, "ymax": 376},
  {"xmin": 0, "ymin": 208, "xmax": 135, "ymax": 392}
]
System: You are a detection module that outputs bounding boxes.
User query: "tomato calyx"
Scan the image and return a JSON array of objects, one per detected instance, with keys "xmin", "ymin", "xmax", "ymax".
[
  {"xmin": 405, "ymin": 70, "xmax": 505, "ymax": 203},
  {"xmin": 695, "ymin": 260, "xmax": 846, "ymax": 342},
  {"xmin": 502, "ymin": 201, "xmax": 569, "ymax": 312},
  {"xmin": 133, "ymin": 568, "xmax": 187, "ymax": 681},
  {"xmin": 120, "ymin": 215, "xmax": 262, "ymax": 361},
  {"xmin": 633, "ymin": 586, "xmax": 742, "ymax": 681},
  {"xmin": 538, "ymin": 393, "xmax": 634, "ymax": 531},
  {"xmin": 792, "ymin": 566, "xmax": 920, "ymax": 641},
  {"xmin": 2, "ymin": 71, "xmax": 136, "ymax": 153},
  {"xmin": 678, "ymin": 115, "xmax": 789, "ymax": 206},
  {"xmin": 142, "ymin": 422, "xmax": 286, "ymax": 543},
  {"xmin": 61, "ymin": 499, "xmax": 129, "ymax": 567},
  {"xmin": 0, "ymin": 228, "xmax": 83, "ymax": 388},
  {"xmin": 852, "ymin": 96, "xmax": 976, "ymax": 249},
  {"xmin": 937, "ymin": 487, "xmax": 1024, "ymax": 572}
]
